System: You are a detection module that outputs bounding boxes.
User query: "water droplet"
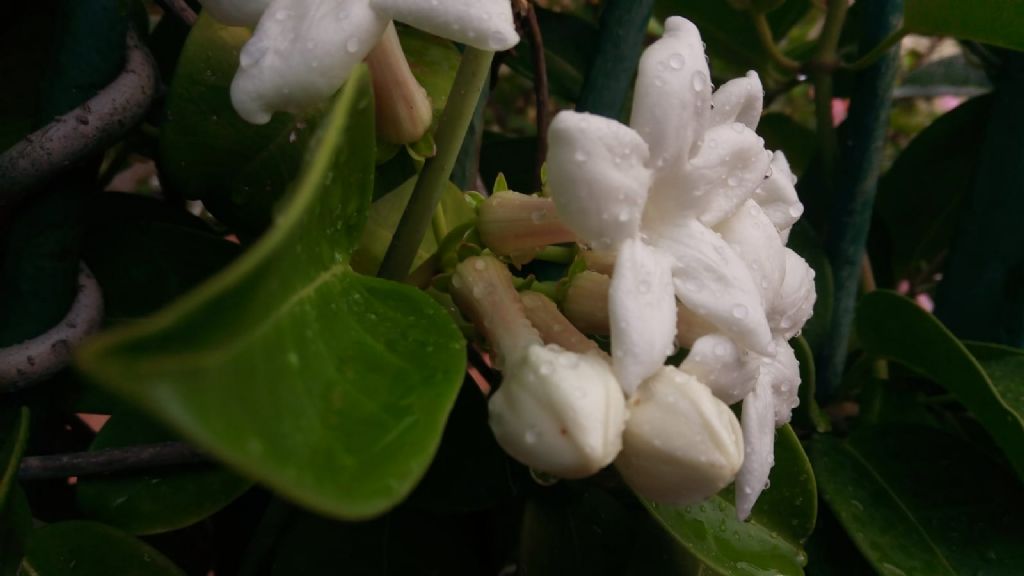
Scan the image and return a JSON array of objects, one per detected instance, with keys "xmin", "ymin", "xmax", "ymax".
[
  {"xmin": 530, "ymin": 210, "xmax": 546, "ymax": 224},
  {"xmin": 473, "ymin": 259, "xmax": 486, "ymax": 271},
  {"xmin": 789, "ymin": 204, "xmax": 804, "ymax": 218},
  {"xmin": 274, "ymin": 10, "xmax": 289, "ymax": 20},
  {"xmin": 637, "ymin": 279, "xmax": 651, "ymax": 294},
  {"xmin": 692, "ymin": 71, "xmax": 708, "ymax": 92},
  {"xmin": 574, "ymin": 150, "xmax": 588, "ymax": 163},
  {"xmin": 714, "ymin": 342, "xmax": 729, "ymax": 357},
  {"xmin": 346, "ymin": 37, "xmax": 360, "ymax": 53},
  {"xmin": 539, "ymin": 362, "xmax": 555, "ymax": 376},
  {"xmin": 617, "ymin": 209, "xmax": 630, "ymax": 222},
  {"xmin": 668, "ymin": 52, "xmax": 686, "ymax": 69},
  {"xmin": 727, "ymin": 175, "xmax": 740, "ymax": 187},
  {"xmin": 525, "ymin": 429, "xmax": 538, "ymax": 444},
  {"xmin": 732, "ymin": 304, "xmax": 749, "ymax": 319}
]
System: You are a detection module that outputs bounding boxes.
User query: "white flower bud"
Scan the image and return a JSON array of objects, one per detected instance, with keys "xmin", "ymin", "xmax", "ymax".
[
  {"xmin": 489, "ymin": 344, "xmax": 626, "ymax": 479},
  {"xmin": 616, "ymin": 367, "xmax": 744, "ymax": 505},
  {"xmin": 767, "ymin": 249, "xmax": 816, "ymax": 340}
]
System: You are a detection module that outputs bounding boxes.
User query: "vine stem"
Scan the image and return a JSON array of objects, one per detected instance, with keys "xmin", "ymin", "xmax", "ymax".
[
  {"xmin": 378, "ymin": 47, "xmax": 495, "ymax": 281},
  {"xmin": 810, "ymin": 0, "xmax": 850, "ymax": 191},
  {"xmin": 18, "ymin": 442, "xmax": 209, "ymax": 480},
  {"xmin": 751, "ymin": 11, "xmax": 800, "ymax": 72},
  {"xmin": 524, "ymin": 2, "xmax": 551, "ymax": 191}
]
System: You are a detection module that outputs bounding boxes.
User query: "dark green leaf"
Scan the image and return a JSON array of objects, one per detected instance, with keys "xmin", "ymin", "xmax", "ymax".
[
  {"xmin": 895, "ymin": 55, "xmax": 993, "ymax": 99},
  {"xmin": 812, "ymin": 426, "xmax": 1024, "ymax": 575},
  {"xmin": 792, "ymin": 336, "xmax": 830, "ymax": 433},
  {"xmin": 964, "ymin": 342, "xmax": 1024, "ymax": 430},
  {"xmin": 505, "ymin": 7, "xmax": 599, "ymax": 102},
  {"xmin": 856, "ymin": 291, "xmax": 1024, "ymax": 479},
  {"xmin": 758, "ymin": 113, "xmax": 816, "ymax": 178},
  {"xmin": 78, "ymin": 68, "xmax": 467, "ymax": 519},
  {"xmin": 786, "ymin": 222, "xmax": 833, "ymax": 355},
  {"xmin": 646, "ymin": 424, "xmax": 813, "ymax": 576},
  {"xmin": 20, "ymin": 521, "xmax": 185, "ymax": 576},
  {"xmin": 76, "ymin": 411, "xmax": 252, "ymax": 535},
  {"xmin": 159, "ymin": 14, "xmax": 326, "ymax": 237},
  {"xmin": 83, "ymin": 193, "xmax": 241, "ymax": 322},
  {"xmin": 875, "ymin": 96, "xmax": 992, "ymax": 283},
  {"xmin": 905, "ymin": 0, "xmax": 1024, "ymax": 51}
]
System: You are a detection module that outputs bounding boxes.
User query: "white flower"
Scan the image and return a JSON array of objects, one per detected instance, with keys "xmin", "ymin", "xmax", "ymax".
[
  {"xmin": 615, "ymin": 367, "xmax": 744, "ymax": 505},
  {"xmin": 199, "ymin": 0, "xmax": 519, "ymax": 124},
  {"xmin": 546, "ymin": 16, "xmax": 814, "ymax": 517},
  {"xmin": 450, "ymin": 256, "xmax": 626, "ymax": 479}
]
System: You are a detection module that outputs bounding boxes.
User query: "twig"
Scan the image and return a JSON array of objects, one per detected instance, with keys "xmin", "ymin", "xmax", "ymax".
[
  {"xmin": 523, "ymin": 3, "xmax": 550, "ymax": 191},
  {"xmin": 0, "ymin": 29, "xmax": 160, "ymax": 207},
  {"xmin": 154, "ymin": 0, "xmax": 198, "ymax": 26},
  {"xmin": 0, "ymin": 262, "xmax": 104, "ymax": 391},
  {"xmin": 18, "ymin": 442, "xmax": 210, "ymax": 480},
  {"xmin": 752, "ymin": 11, "xmax": 801, "ymax": 72}
]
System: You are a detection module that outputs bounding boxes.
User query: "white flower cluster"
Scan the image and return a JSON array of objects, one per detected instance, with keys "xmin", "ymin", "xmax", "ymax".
[
  {"xmin": 538, "ymin": 16, "xmax": 814, "ymax": 519},
  {"xmin": 198, "ymin": 0, "xmax": 519, "ymax": 124}
]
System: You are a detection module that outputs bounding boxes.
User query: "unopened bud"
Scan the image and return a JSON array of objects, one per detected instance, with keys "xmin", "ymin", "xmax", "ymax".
[
  {"xmin": 581, "ymin": 250, "xmax": 617, "ymax": 275},
  {"xmin": 616, "ymin": 367, "xmax": 744, "ymax": 505},
  {"xmin": 562, "ymin": 271, "xmax": 612, "ymax": 336},
  {"xmin": 520, "ymin": 291, "xmax": 603, "ymax": 356},
  {"xmin": 489, "ymin": 343, "xmax": 626, "ymax": 479},
  {"xmin": 478, "ymin": 191, "xmax": 576, "ymax": 264},
  {"xmin": 366, "ymin": 23, "xmax": 434, "ymax": 145},
  {"xmin": 676, "ymin": 303, "xmax": 717, "ymax": 349}
]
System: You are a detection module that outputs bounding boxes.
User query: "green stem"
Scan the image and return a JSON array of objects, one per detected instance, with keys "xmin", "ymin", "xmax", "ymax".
[
  {"xmin": 378, "ymin": 48, "xmax": 494, "ymax": 281},
  {"xmin": 576, "ymin": 0, "xmax": 655, "ymax": 119},
  {"xmin": 752, "ymin": 11, "xmax": 800, "ymax": 72},
  {"xmin": 845, "ymin": 26, "xmax": 908, "ymax": 70},
  {"xmin": 810, "ymin": 0, "xmax": 850, "ymax": 191},
  {"xmin": 819, "ymin": 0, "xmax": 903, "ymax": 399}
]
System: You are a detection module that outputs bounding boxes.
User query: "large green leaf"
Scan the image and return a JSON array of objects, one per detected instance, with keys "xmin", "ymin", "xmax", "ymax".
[
  {"xmin": 20, "ymin": 521, "xmax": 185, "ymax": 576},
  {"xmin": 159, "ymin": 14, "xmax": 325, "ymax": 237},
  {"xmin": 905, "ymin": 0, "xmax": 1024, "ymax": 51},
  {"xmin": 812, "ymin": 426, "xmax": 1024, "ymax": 576},
  {"xmin": 875, "ymin": 96, "xmax": 992, "ymax": 284},
  {"xmin": 895, "ymin": 55, "xmax": 993, "ymax": 99},
  {"xmin": 505, "ymin": 7, "xmax": 599, "ymax": 102},
  {"xmin": 76, "ymin": 411, "xmax": 252, "ymax": 535},
  {"xmin": 646, "ymin": 424, "xmax": 814, "ymax": 576},
  {"xmin": 856, "ymin": 291, "xmax": 1024, "ymax": 480},
  {"xmin": 964, "ymin": 342, "xmax": 1024, "ymax": 430},
  {"xmin": 78, "ymin": 68, "xmax": 467, "ymax": 519}
]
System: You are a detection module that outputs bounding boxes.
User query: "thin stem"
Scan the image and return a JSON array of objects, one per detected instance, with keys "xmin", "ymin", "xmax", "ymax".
[
  {"xmin": 845, "ymin": 26, "xmax": 908, "ymax": 71},
  {"xmin": 810, "ymin": 0, "xmax": 850, "ymax": 191},
  {"xmin": 379, "ymin": 48, "xmax": 494, "ymax": 281},
  {"xmin": 524, "ymin": 3, "xmax": 551, "ymax": 191},
  {"xmin": 18, "ymin": 442, "xmax": 209, "ymax": 480},
  {"xmin": 534, "ymin": 245, "xmax": 574, "ymax": 264},
  {"xmin": 752, "ymin": 11, "xmax": 800, "ymax": 72},
  {"xmin": 154, "ymin": 0, "xmax": 197, "ymax": 26}
]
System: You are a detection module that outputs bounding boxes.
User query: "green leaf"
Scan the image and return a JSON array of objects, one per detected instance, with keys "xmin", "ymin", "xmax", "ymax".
[
  {"xmin": 397, "ymin": 25, "xmax": 460, "ymax": 125},
  {"xmin": 78, "ymin": 68, "xmax": 467, "ymax": 519},
  {"xmin": 159, "ymin": 14, "xmax": 326, "ymax": 237},
  {"xmin": 76, "ymin": 411, "xmax": 252, "ymax": 535},
  {"xmin": 792, "ymin": 336, "xmax": 831, "ymax": 434},
  {"xmin": 963, "ymin": 342, "xmax": 1024, "ymax": 430},
  {"xmin": 83, "ymin": 193, "xmax": 241, "ymax": 322},
  {"xmin": 811, "ymin": 425, "xmax": 1024, "ymax": 576},
  {"xmin": 895, "ymin": 55, "xmax": 993, "ymax": 99},
  {"xmin": 905, "ymin": 0, "xmax": 1024, "ymax": 51},
  {"xmin": 645, "ymin": 424, "xmax": 814, "ymax": 576},
  {"xmin": 20, "ymin": 521, "xmax": 185, "ymax": 576},
  {"xmin": 757, "ymin": 113, "xmax": 816, "ymax": 178},
  {"xmin": 875, "ymin": 96, "xmax": 992, "ymax": 283},
  {"xmin": 856, "ymin": 291, "xmax": 1024, "ymax": 480},
  {"xmin": 786, "ymin": 222, "xmax": 834, "ymax": 355}
]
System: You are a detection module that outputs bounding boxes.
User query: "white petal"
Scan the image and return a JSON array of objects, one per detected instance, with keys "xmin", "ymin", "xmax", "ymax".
[
  {"xmin": 629, "ymin": 16, "xmax": 710, "ymax": 169},
  {"xmin": 199, "ymin": 0, "xmax": 271, "ymax": 27},
  {"xmin": 547, "ymin": 111, "xmax": 652, "ymax": 250},
  {"xmin": 372, "ymin": 0, "xmax": 518, "ymax": 51},
  {"xmin": 736, "ymin": 374, "xmax": 775, "ymax": 520},
  {"xmin": 609, "ymin": 239, "xmax": 678, "ymax": 396},
  {"xmin": 676, "ymin": 301, "xmax": 716, "ymax": 349},
  {"xmin": 753, "ymin": 151, "xmax": 803, "ymax": 242},
  {"xmin": 489, "ymin": 344, "xmax": 626, "ymax": 479},
  {"xmin": 761, "ymin": 338, "xmax": 801, "ymax": 426},
  {"xmin": 230, "ymin": 0, "xmax": 387, "ymax": 124},
  {"xmin": 616, "ymin": 367, "xmax": 744, "ymax": 505},
  {"xmin": 651, "ymin": 219, "xmax": 774, "ymax": 355},
  {"xmin": 680, "ymin": 334, "xmax": 759, "ymax": 405},
  {"xmin": 767, "ymin": 249, "xmax": 816, "ymax": 340},
  {"xmin": 716, "ymin": 200, "xmax": 787, "ymax": 306},
  {"xmin": 710, "ymin": 71, "xmax": 763, "ymax": 129},
  {"xmin": 645, "ymin": 122, "xmax": 772, "ymax": 234}
]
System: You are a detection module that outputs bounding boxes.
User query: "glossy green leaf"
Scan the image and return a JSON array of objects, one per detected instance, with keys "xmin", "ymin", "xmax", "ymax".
[
  {"xmin": 20, "ymin": 521, "xmax": 185, "ymax": 576},
  {"xmin": 786, "ymin": 222, "xmax": 834, "ymax": 355},
  {"xmin": 875, "ymin": 96, "xmax": 992, "ymax": 283},
  {"xmin": 78, "ymin": 68, "xmax": 467, "ymax": 520},
  {"xmin": 646, "ymin": 424, "xmax": 814, "ymax": 576},
  {"xmin": 76, "ymin": 411, "xmax": 252, "ymax": 535},
  {"xmin": 856, "ymin": 291, "xmax": 1024, "ymax": 480},
  {"xmin": 905, "ymin": 0, "xmax": 1024, "ymax": 51},
  {"xmin": 792, "ymin": 336, "xmax": 830, "ymax": 434},
  {"xmin": 812, "ymin": 426, "xmax": 1024, "ymax": 576},
  {"xmin": 964, "ymin": 342, "xmax": 1024, "ymax": 428},
  {"xmin": 83, "ymin": 193, "xmax": 241, "ymax": 322},
  {"xmin": 895, "ymin": 55, "xmax": 993, "ymax": 99}
]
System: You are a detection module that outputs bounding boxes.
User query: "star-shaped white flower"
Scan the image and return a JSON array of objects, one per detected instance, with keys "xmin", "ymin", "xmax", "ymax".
[
  {"xmin": 546, "ymin": 16, "xmax": 814, "ymax": 517},
  {"xmin": 199, "ymin": 0, "xmax": 519, "ymax": 124}
]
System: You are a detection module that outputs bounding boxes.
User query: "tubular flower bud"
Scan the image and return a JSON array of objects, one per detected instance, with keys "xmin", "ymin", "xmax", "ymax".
[
  {"xmin": 365, "ymin": 23, "xmax": 433, "ymax": 144},
  {"xmin": 451, "ymin": 256, "xmax": 626, "ymax": 479},
  {"xmin": 562, "ymin": 271, "xmax": 612, "ymax": 336},
  {"xmin": 520, "ymin": 291, "xmax": 603, "ymax": 356},
  {"xmin": 616, "ymin": 367, "xmax": 744, "ymax": 504},
  {"xmin": 478, "ymin": 191, "xmax": 577, "ymax": 264}
]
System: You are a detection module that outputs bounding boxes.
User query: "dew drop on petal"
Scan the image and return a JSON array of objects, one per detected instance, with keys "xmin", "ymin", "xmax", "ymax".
[
  {"xmin": 732, "ymin": 304, "xmax": 749, "ymax": 319},
  {"xmin": 668, "ymin": 52, "xmax": 686, "ymax": 69},
  {"xmin": 574, "ymin": 150, "xmax": 588, "ymax": 163},
  {"xmin": 692, "ymin": 71, "xmax": 708, "ymax": 92},
  {"xmin": 346, "ymin": 37, "xmax": 360, "ymax": 53}
]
